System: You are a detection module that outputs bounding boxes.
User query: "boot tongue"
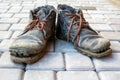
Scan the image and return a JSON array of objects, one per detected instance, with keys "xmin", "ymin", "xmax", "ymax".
[{"xmin": 37, "ymin": 8, "xmax": 47, "ymax": 20}]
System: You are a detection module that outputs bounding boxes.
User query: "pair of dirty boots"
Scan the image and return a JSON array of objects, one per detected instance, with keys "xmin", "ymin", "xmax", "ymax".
[{"xmin": 9, "ymin": 4, "xmax": 112, "ymax": 64}]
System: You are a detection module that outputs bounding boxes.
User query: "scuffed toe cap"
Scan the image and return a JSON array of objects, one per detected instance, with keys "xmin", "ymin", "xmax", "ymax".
[
  {"xmin": 9, "ymin": 40, "xmax": 45, "ymax": 57},
  {"xmin": 89, "ymin": 38, "xmax": 111, "ymax": 53},
  {"xmin": 79, "ymin": 37, "xmax": 111, "ymax": 53}
]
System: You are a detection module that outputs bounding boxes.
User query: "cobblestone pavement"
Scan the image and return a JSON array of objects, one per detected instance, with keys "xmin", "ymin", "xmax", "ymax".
[{"xmin": 0, "ymin": 0, "xmax": 120, "ymax": 80}]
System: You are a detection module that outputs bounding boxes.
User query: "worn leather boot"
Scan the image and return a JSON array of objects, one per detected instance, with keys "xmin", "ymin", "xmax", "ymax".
[
  {"xmin": 9, "ymin": 5, "xmax": 56, "ymax": 64},
  {"xmin": 57, "ymin": 4, "xmax": 112, "ymax": 57}
]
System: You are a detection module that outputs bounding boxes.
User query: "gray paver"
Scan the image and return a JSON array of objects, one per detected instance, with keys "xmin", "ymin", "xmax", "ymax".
[
  {"xmin": 10, "ymin": 3, "xmax": 21, "ymax": 6},
  {"xmin": 24, "ymin": 71, "xmax": 55, "ymax": 80},
  {"xmin": 65, "ymin": 53, "xmax": 94, "ymax": 70},
  {"xmin": 26, "ymin": 53, "xmax": 65, "ymax": 71},
  {"xmin": 90, "ymin": 14, "xmax": 105, "ymax": 19},
  {"xmin": 100, "ymin": 32, "xmax": 120, "ymax": 41},
  {"xmin": 57, "ymin": 71, "xmax": 99, "ymax": 80},
  {"xmin": 13, "ymin": 13, "xmax": 29, "ymax": 18},
  {"xmin": 9, "ymin": 24, "xmax": 26, "ymax": 31},
  {"xmin": 0, "ymin": 39, "xmax": 14, "ymax": 52},
  {"xmin": 90, "ymin": 24, "xmax": 113, "ymax": 31},
  {"xmin": 8, "ymin": 6, "xmax": 22, "ymax": 13},
  {"xmin": 87, "ymin": 10, "xmax": 115, "ymax": 14},
  {"xmin": 22, "ymin": 3, "xmax": 34, "ymax": 7},
  {"xmin": 104, "ymin": 14, "xmax": 120, "ymax": 19},
  {"xmin": 110, "ymin": 41, "xmax": 120, "ymax": 52},
  {"xmin": 99, "ymin": 71, "xmax": 120, "ymax": 80},
  {"xmin": 0, "ymin": 2, "xmax": 7, "ymax": 5},
  {"xmin": 109, "ymin": 19, "xmax": 120, "ymax": 25},
  {"xmin": 21, "ymin": 9, "xmax": 31, "ymax": 13},
  {"xmin": 55, "ymin": 39, "xmax": 77, "ymax": 52},
  {"xmin": 0, "ymin": 52, "xmax": 25, "ymax": 69},
  {"xmin": 93, "ymin": 53, "xmax": 120, "ymax": 72},
  {"xmin": 0, "ymin": 13, "xmax": 13, "ymax": 18},
  {"xmin": 11, "ymin": 31, "xmax": 22, "ymax": 38},
  {"xmin": 0, "ymin": 24, "xmax": 11, "ymax": 31},
  {"xmin": 86, "ymin": 18, "xmax": 106, "ymax": 24},
  {"xmin": 110, "ymin": 24, "xmax": 120, "ymax": 31},
  {"xmin": 0, "ymin": 18, "xmax": 20, "ymax": 24},
  {"xmin": 20, "ymin": 18, "xmax": 29, "ymax": 23},
  {"xmin": 0, "ymin": 9, "xmax": 7, "ymax": 13},
  {"xmin": 0, "ymin": 31, "xmax": 13, "ymax": 40},
  {"xmin": 0, "ymin": 68, "xmax": 24, "ymax": 80}
]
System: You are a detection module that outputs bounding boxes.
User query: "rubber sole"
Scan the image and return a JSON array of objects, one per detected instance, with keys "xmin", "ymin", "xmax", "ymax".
[
  {"xmin": 76, "ymin": 47, "xmax": 112, "ymax": 57},
  {"xmin": 11, "ymin": 52, "xmax": 45, "ymax": 64}
]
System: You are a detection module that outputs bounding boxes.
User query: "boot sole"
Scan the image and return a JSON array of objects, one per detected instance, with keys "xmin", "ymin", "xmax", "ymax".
[
  {"xmin": 76, "ymin": 47, "xmax": 112, "ymax": 57},
  {"xmin": 11, "ymin": 52, "xmax": 45, "ymax": 64}
]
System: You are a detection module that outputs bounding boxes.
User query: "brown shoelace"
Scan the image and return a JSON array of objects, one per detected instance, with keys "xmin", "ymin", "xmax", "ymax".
[
  {"xmin": 66, "ymin": 10, "xmax": 89, "ymax": 46},
  {"xmin": 25, "ymin": 14, "xmax": 48, "ymax": 30}
]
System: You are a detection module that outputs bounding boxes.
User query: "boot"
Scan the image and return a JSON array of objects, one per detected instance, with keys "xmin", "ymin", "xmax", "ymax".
[
  {"xmin": 9, "ymin": 5, "xmax": 56, "ymax": 64},
  {"xmin": 56, "ymin": 4, "xmax": 112, "ymax": 57}
]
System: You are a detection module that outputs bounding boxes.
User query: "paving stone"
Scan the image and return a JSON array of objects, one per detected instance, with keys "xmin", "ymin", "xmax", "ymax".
[
  {"xmin": 96, "ymin": 7, "xmax": 109, "ymax": 11},
  {"xmin": 99, "ymin": 71, "xmax": 120, "ymax": 80},
  {"xmin": 0, "ymin": 68, "xmax": 24, "ymax": 80},
  {"xmin": 24, "ymin": 71, "xmax": 55, "ymax": 80},
  {"xmin": 9, "ymin": 24, "xmax": 26, "ymax": 31},
  {"xmin": 26, "ymin": 53, "xmax": 65, "ymax": 71},
  {"xmin": 55, "ymin": 39, "xmax": 77, "ymax": 52},
  {"xmin": 11, "ymin": 31, "xmax": 22, "ymax": 38},
  {"xmin": 0, "ymin": 9, "xmax": 7, "ymax": 13},
  {"xmin": 0, "ymin": 39, "xmax": 14, "ymax": 52},
  {"xmin": 0, "ymin": 3, "xmax": 9, "ymax": 6},
  {"xmin": 89, "ymin": 10, "xmax": 116, "ymax": 14},
  {"xmin": 21, "ymin": 9, "xmax": 31, "ymax": 13},
  {"xmin": 23, "ymin": 5, "xmax": 34, "ymax": 9},
  {"xmin": 90, "ymin": 14, "xmax": 105, "ymax": 19},
  {"xmin": 35, "ymin": 3, "xmax": 46, "ymax": 8},
  {"xmin": 0, "ymin": 31, "xmax": 13, "ymax": 40},
  {"xmin": 22, "ymin": 1, "xmax": 34, "ymax": 3},
  {"xmin": 20, "ymin": 18, "xmax": 29, "ymax": 23},
  {"xmin": 109, "ymin": 19, "xmax": 120, "ymax": 25},
  {"xmin": 8, "ymin": 6, "xmax": 22, "ymax": 13},
  {"xmin": 0, "ymin": 52, "xmax": 25, "ymax": 69},
  {"xmin": 110, "ymin": 24, "xmax": 120, "ymax": 31},
  {"xmin": 46, "ymin": 2, "xmax": 57, "ymax": 8},
  {"xmin": 22, "ymin": 3, "xmax": 34, "ymax": 7},
  {"xmin": 13, "ymin": 13, "xmax": 29, "ymax": 18},
  {"xmin": 100, "ymin": 32, "xmax": 120, "ymax": 41},
  {"xmin": 0, "ymin": 18, "xmax": 20, "ymax": 24},
  {"xmin": 93, "ymin": 53, "xmax": 120, "ymax": 72},
  {"xmin": 0, "ymin": 24, "xmax": 10, "ymax": 31},
  {"xmin": 10, "ymin": 3, "xmax": 21, "ymax": 6},
  {"xmin": 0, "ymin": 6, "xmax": 10, "ymax": 9},
  {"xmin": 75, "ymin": 6, "xmax": 96, "ymax": 10},
  {"xmin": 83, "ymin": 13, "xmax": 91, "ymax": 19},
  {"xmin": 110, "ymin": 41, "xmax": 120, "ymax": 52},
  {"xmin": 0, "ymin": 13, "xmax": 13, "ymax": 18},
  {"xmin": 104, "ymin": 14, "xmax": 120, "ymax": 19},
  {"xmin": 65, "ymin": 53, "xmax": 94, "ymax": 70},
  {"xmin": 90, "ymin": 24, "xmax": 113, "ymax": 31},
  {"xmin": 86, "ymin": 18, "xmax": 106, "ymax": 24},
  {"xmin": 57, "ymin": 71, "xmax": 99, "ymax": 80}
]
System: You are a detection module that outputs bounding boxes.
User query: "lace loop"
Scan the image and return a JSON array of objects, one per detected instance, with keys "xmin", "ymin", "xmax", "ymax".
[
  {"xmin": 25, "ymin": 14, "xmax": 48, "ymax": 30},
  {"xmin": 66, "ymin": 10, "xmax": 89, "ymax": 46}
]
